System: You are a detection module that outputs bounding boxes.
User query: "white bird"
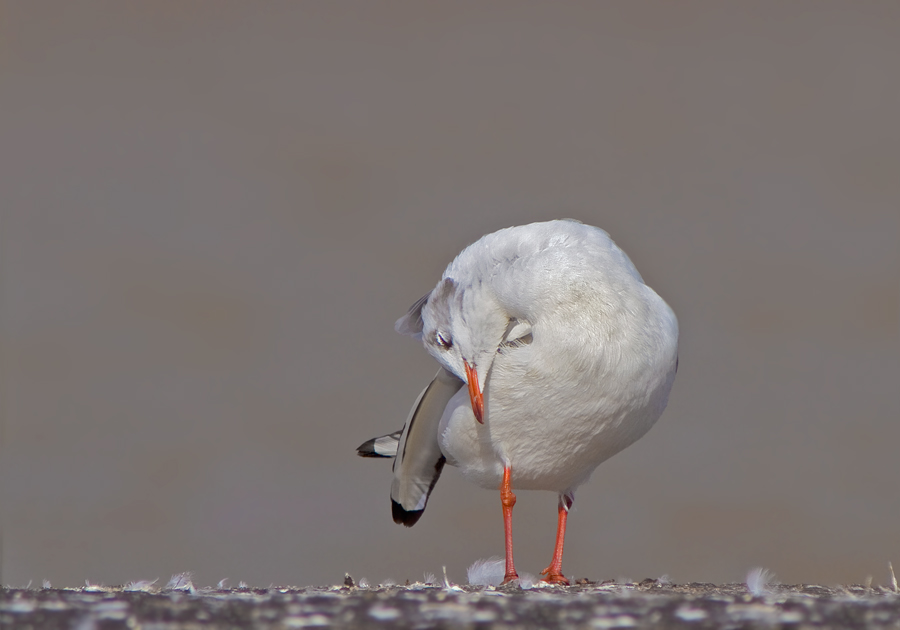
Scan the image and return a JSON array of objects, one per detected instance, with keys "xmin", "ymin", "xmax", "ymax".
[{"xmin": 358, "ymin": 219, "xmax": 678, "ymax": 584}]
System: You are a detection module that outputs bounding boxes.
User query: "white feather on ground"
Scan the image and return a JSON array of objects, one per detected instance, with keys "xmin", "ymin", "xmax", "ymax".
[
  {"xmin": 165, "ymin": 573, "xmax": 194, "ymax": 591},
  {"xmin": 467, "ymin": 557, "xmax": 537, "ymax": 589},
  {"xmin": 517, "ymin": 573, "xmax": 538, "ymax": 590},
  {"xmin": 746, "ymin": 567, "xmax": 777, "ymax": 596},
  {"xmin": 467, "ymin": 557, "xmax": 506, "ymax": 587}
]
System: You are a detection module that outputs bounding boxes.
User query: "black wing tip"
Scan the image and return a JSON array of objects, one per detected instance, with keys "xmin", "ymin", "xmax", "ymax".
[
  {"xmin": 356, "ymin": 438, "xmax": 390, "ymax": 458},
  {"xmin": 392, "ymin": 499, "xmax": 424, "ymax": 527}
]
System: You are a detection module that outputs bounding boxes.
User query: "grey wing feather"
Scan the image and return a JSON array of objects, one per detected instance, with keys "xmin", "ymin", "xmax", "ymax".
[{"xmin": 390, "ymin": 367, "xmax": 464, "ymax": 526}]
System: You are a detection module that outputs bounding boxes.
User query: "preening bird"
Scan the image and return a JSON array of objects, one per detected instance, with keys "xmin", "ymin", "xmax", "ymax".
[{"xmin": 358, "ymin": 219, "xmax": 678, "ymax": 584}]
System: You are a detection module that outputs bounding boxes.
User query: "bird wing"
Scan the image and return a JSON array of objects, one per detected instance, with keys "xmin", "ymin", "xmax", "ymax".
[
  {"xmin": 356, "ymin": 430, "xmax": 403, "ymax": 458},
  {"xmin": 390, "ymin": 366, "xmax": 464, "ymax": 526}
]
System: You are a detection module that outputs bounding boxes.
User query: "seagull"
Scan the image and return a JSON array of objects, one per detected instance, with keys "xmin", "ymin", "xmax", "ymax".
[{"xmin": 358, "ymin": 219, "xmax": 678, "ymax": 584}]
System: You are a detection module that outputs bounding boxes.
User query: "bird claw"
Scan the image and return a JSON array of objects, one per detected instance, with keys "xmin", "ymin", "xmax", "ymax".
[
  {"xmin": 540, "ymin": 567, "xmax": 569, "ymax": 585},
  {"xmin": 500, "ymin": 572, "xmax": 520, "ymax": 585}
]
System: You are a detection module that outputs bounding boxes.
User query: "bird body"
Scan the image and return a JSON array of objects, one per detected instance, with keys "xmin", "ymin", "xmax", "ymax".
[
  {"xmin": 358, "ymin": 219, "xmax": 678, "ymax": 583},
  {"xmin": 432, "ymin": 221, "xmax": 677, "ymax": 493}
]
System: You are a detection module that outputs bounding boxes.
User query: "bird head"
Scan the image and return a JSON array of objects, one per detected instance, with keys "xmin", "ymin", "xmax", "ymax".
[{"xmin": 396, "ymin": 277, "xmax": 508, "ymax": 423}]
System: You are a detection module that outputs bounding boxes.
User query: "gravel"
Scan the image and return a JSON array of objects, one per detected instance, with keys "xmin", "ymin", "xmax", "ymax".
[{"xmin": 2, "ymin": 578, "xmax": 899, "ymax": 629}]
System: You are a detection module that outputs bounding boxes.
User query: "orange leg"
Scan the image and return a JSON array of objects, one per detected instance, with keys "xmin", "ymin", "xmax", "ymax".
[
  {"xmin": 500, "ymin": 466, "xmax": 519, "ymax": 584},
  {"xmin": 541, "ymin": 494, "xmax": 573, "ymax": 584}
]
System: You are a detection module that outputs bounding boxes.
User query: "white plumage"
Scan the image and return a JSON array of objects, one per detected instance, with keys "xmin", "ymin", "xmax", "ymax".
[{"xmin": 359, "ymin": 219, "xmax": 678, "ymax": 584}]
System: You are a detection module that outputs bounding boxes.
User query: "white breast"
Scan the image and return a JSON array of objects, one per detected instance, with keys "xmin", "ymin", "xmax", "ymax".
[{"xmin": 438, "ymin": 272, "xmax": 678, "ymax": 494}]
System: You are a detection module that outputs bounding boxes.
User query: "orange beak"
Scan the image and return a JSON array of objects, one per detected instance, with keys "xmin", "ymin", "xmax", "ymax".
[{"xmin": 463, "ymin": 360, "xmax": 484, "ymax": 424}]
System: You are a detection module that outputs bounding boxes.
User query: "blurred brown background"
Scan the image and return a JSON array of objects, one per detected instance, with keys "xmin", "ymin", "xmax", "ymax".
[{"xmin": 1, "ymin": 2, "xmax": 898, "ymax": 589}]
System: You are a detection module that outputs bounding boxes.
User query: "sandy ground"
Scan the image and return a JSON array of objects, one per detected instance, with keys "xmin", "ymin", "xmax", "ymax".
[{"xmin": 3, "ymin": 578, "xmax": 899, "ymax": 629}]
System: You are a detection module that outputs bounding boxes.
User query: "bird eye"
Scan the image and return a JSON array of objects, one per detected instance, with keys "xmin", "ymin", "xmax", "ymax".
[{"xmin": 436, "ymin": 332, "xmax": 453, "ymax": 350}]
